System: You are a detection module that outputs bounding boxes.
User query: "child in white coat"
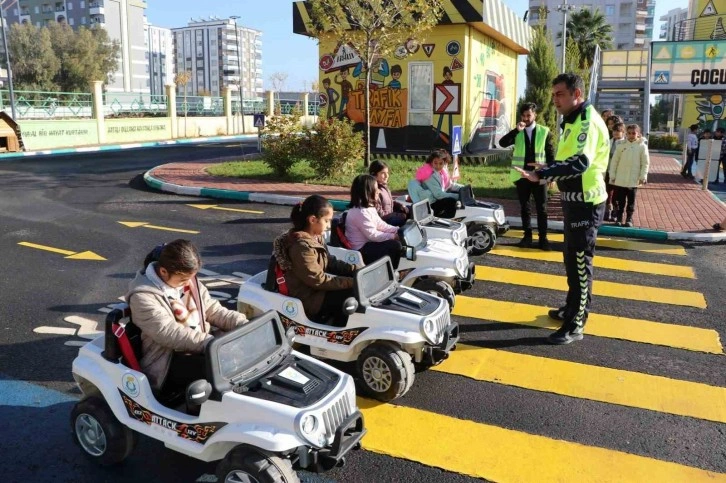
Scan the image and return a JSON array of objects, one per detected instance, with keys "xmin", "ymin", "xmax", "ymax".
[{"xmin": 608, "ymin": 124, "xmax": 650, "ymax": 227}]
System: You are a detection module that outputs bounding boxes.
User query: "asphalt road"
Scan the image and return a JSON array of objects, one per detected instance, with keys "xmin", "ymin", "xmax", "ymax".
[{"xmin": 0, "ymin": 146, "xmax": 724, "ymax": 482}]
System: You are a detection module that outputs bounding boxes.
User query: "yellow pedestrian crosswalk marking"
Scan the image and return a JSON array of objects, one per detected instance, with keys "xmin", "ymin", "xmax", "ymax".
[
  {"xmin": 490, "ymin": 245, "xmax": 695, "ymax": 278},
  {"xmin": 475, "ymin": 266, "xmax": 707, "ymax": 309},
  {"xmin": 505, "ymin": 229, "xmax": 688, "ymax": 256},
  {"xmin": 432, "ymin": 345, "xmax": 726, "ymax": 423},
  {"xmin": 358, "ymin": 398, "xmax": 726, "ymax": 482},
  {"xmin": 453, "ymin": 296, "xmax": 722, "ymax": 354}
]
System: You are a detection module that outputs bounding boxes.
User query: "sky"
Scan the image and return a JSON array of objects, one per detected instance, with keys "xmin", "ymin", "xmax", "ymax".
[{"xmin": 146, "ymin": 0, "xmax": 678, "ymax": 96}]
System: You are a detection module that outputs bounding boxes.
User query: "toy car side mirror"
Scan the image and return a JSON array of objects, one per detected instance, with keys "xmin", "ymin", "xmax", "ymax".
[
  {"xmin": 186, "ymin": 379, "xmax": 212, "ymax": 407},
  {"xmin": 286, "ymin": 326, "xmax": 296, "ymax": 344},
  {"xmin": 343, "ymin": 297, "xmax": 359, "ymax": 315},
  {"xmin": 404, "ymin": 245, "xmax": 417, "ymax": 261}
]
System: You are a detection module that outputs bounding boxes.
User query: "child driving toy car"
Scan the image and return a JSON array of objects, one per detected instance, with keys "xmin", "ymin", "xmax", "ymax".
[
  {"xmin": 409, "ymin": 149, "xmax": 463, "ymax": 218},
  {"xmin": 273, "ymin": 195, "xmax": 360, "ymax": 324},
  {"xmin": 346, "ymin": 174, "xmax": 403, "ymax": 269},
  {"xmin": 369, "ymin": 160, "xmax": 409, "ymax": 226},
  {"xmin": 127, "ymin": 239, "xmax": 248, "ymax": 394}
]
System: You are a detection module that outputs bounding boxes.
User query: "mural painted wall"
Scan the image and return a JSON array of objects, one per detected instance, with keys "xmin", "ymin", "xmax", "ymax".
[
  {"xmin": 682, "ymin": 0, "xmax": 726, "ymax": 131},
  {"xmin": 315, "ymin": 23, "xmax": 517, "ymax": 154}
]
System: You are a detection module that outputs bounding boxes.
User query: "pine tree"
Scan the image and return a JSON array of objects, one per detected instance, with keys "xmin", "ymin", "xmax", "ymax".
[{"xmin": 524, "ymin": 14, "xmax": 558, "ymax": 136}]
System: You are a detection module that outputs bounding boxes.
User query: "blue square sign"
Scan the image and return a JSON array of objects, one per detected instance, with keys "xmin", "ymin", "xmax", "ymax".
[
  {"xmin": 253, "ymin": 114, "xmax": 265, "ymax": 128},
  {"xmin": 451, "ymin": 125, "xmax": 462, "ymax": 155}
]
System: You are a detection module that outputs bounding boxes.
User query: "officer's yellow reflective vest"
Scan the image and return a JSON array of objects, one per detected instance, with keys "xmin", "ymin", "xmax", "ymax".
[{"xmin": 509, "ymin": 125, "xmax": 550, "ymax": 184}]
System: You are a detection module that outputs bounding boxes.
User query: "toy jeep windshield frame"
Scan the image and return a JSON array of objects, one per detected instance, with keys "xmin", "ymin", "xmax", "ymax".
[{"xmin": 205, "ymin": 310, "xmax": 290, "ymax": 398}]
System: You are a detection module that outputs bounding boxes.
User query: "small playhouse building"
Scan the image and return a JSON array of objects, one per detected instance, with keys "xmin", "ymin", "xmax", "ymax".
[{"xmin": 293, "ymin": 0, "xmax": 532, "ymax": 154}]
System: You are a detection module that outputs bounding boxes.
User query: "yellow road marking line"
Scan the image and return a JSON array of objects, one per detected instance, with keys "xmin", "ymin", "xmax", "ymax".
[
  {"xmin": 19, "ymin": 241, "xmax": 74, "ymax": 256},
  {"xmin": 491, "ymin": 244, "xmax": 695, "ymax": 278},
  {"xmin": 505, "ymin": 229, "xmax": 687, "ymax": 255},
  {"xmin": 118, "ymin": 221, "xmax": 199, "ymax": 234},
  {"xmin": 358, "ymin": 398, "xmax": 726, "ymax": 482},
  {"xmin": 432, "ymin": 345, "xmax": 726, "ymax": 423},
  {"xmin": 475, "ymin": 266, "xmax": 707, "ymax": 309},
  {"xmin": 18, "ymin": 242, "xmax": 106, "ymax": 261},
  {"xmin": 453, "ymin": 296, "xmax": 722, "ymax": 354},
  {"xmin": 187, "ymin": 204, "xmax": 264, "ymax": 215}
]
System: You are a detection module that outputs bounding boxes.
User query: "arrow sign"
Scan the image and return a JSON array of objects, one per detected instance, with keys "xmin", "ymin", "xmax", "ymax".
[
  {"xmin": 188, "ymin": 204, "xmax": 264, "ymax": 215},
  {"xmin": 118, "ymin": 221, "xmax": 199, "ymax": 234},
  {"xmin": 434, "ymin": 84, "xmax": 461, "ymax": 114},
  {"xmin": 18, "ymin": 242, "xmax": 106, "ymax": 261}
]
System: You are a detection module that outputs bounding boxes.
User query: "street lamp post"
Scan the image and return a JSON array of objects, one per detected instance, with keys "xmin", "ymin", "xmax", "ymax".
[
  {"xmin": 0, "ymin": 0, "xmax": 17, "ymax": 119},
  {"xmin": 230, "ymin": 16, "xmax": 245, "ymax": 135},
  {"xmin": 556, "ymin": 0, "xmax": 576, "ymax": 74}
]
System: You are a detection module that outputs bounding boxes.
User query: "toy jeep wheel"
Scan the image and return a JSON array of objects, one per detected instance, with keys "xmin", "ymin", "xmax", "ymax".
[
  {"xmin": 71, "ymin": 397, "xmax": 136, "ymax": 466},
  {"xmin": 357, "ymin": 342, "xmax": 415, "ymax": 402},
  {"xmin": 412, "ymin": 279, "xmax": 456, "ymax": 311},
  {"xmin": 469, "ymin": 225, "xmax": 496, "ymax": 255},
  {"xmin": 216, "ymin": 446, "xmax": 299, "ymax": 483}
]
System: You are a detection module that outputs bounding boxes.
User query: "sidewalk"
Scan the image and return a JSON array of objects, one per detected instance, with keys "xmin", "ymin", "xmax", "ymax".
[{"xmin": 145, "ymin": 152, "xmax": 726, "ymax": 242}]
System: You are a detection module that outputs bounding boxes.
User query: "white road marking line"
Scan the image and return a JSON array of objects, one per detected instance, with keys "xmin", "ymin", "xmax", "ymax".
[
  {"xmin": 34, "ymin": 327, "xmax": 77, "ymax": 336},
  {"xmin": 64, "ymin": 341, "xmax": 87, "ymax": 347},
  {"xmin": 64, "ymin": 315, "xmax": 102, "ymax": 339}
]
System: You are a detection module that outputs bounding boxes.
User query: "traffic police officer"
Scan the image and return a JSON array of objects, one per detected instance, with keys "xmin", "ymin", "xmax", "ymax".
[
  {"xmin": 499, "ymin": 102, "xmax": 555, "ymax": 250},
  {"xmin": 515, "ymin": 73, "xmax": 609, "ymax": 345}
]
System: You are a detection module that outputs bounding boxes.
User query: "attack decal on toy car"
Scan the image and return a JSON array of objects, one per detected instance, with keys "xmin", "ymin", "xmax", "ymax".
[
  {"xmin": 119, "ymin": 390, "xmax": 226, "ymax": 444},
  {"xmin": 279, "ymin": 313, "xmax": 367, "ymax": 345},
  {"xmin": 282, "ymin": 300, "xmax": 299, "ymax": 318},
  {"xmin": 122, "ymin": 372, "xmax": 140, "ymax": 398}
]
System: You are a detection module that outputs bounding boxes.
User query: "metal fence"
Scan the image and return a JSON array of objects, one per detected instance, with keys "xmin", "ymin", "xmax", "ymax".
[
  {"xmin": 0, "ymin": 90, "xmax": 93, "ymax": 119},
  {"xmin": 0, "ymin": 89, "xmax": 320, "ymax": 119},
  {"xmin": 671, "ymin": 15, "xmax": 726, "ymax": 41}
]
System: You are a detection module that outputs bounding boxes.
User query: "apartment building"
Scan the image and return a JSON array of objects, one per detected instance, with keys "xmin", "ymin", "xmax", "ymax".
[
  {"xmin": 171, "ymin": 18, "xmax": 263, "ymax": 100},
  {"xmin": 145, "ymin": 23, "xmax": 173, "ymax": 97},
  {"xmin": 4, "ymin": 0, "xmax": 148, "ymax": 93},
  {"xmin": 659, "ymin": 7, "xmax": 688, "ymax": 40},
  {"xmin": 528, "ymin": 0, "xmax": 656, "ymax": 59}
]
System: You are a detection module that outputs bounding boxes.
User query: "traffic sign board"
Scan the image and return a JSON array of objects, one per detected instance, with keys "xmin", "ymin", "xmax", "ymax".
[
  {"xmin": 253, "ymin": 114, "xmax": 265, "ymax": 128},
  {"xmin": 451, "ymin": 125, "xmax": 462, "ymax": 155}
]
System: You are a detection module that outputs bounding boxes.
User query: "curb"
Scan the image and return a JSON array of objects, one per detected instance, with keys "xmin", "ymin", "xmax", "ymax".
[
  {"xmin": 0, "ymin": 134, "xmax": 258, "ymax": 160},
  {"xmin": 145, "ymin": 169, "xmax": 726, "ymax": 243}
]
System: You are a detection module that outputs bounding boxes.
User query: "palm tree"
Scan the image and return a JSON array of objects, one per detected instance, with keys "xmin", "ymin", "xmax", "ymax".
[{"xmin": 564, "ymin": 8, "xmax": 613, "ymax": 70}]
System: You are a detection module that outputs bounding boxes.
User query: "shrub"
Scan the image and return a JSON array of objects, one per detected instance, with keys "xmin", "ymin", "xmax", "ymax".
[
  {"xmin": 648, "ymin": 134, "xmax": 682, "ymax": 151},
  {"xmin": 261, "ymin": 108, "xmax": 304, "ymax": 177},
  {"xmin": 304, "ymin": 117, "xmax": 364, "ymax": 179}
]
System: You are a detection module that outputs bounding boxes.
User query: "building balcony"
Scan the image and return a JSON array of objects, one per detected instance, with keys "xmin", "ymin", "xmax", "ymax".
[
  {"xmin": 90, "ymin": 14, "xmax": 105, "ymax": 25},
  {"xmin": 636, "ymin": 23, "xmax": 646, "ymax": 31},
  {"xmin": 89, "ymin": 2, "xmax": 104, "ymax": 15},
  {"xmin": 19, "ymin": 14, "xmax": 31, "ymax": 23}
]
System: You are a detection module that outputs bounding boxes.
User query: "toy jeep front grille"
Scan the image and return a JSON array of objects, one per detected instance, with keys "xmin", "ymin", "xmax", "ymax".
[
  {"xmin": 434, "ymin": 306, "xmax": 451, "ymax": 342},
  {"xmin": 322, "ymin": 393, "xmax": 354, "ymax": 441}
]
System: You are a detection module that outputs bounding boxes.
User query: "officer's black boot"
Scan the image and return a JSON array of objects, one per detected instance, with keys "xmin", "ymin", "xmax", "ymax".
[{"xmin": 517, "ymin": 231, "xmax": 533, "ymax": 248}]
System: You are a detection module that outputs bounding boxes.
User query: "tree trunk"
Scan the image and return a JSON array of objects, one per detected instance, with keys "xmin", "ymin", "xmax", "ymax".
[{"xmin": 364, "ymin": 66, "xmax": 371, "ymax": 167}]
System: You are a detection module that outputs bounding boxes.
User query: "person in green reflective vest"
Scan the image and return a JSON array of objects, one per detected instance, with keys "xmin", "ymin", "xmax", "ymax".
[
  {"xmin": 514, "ymin": 73, "xmax": 609, "ymax": 345},
  {"xmin": 499, "ymin": 102, "xmax": 555, "ymax": 250}
]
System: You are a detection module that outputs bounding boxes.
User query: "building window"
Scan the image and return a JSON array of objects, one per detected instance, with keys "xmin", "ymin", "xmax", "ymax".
[
  {"xmin": 81, "ymin": 16, "xmax": 86, "ymax": 24},
  {"xmin": 69, "ymin": 17, "xmax": 74, "ymax": 25},
  {"xmin": 80, "ymin": 0, "xmax": 85, "ymax": 7},
  {"xmin": 68, "ymin": 2, "xmax": 73, "ymax": 10},
  {"xmin": 605, "ymin": 4, "xmax": 615, "ymax": 15},
  {"xmin": 34, "ymin": 5, "xmax": 40, "ymax": 13},
  {"xmin": 619, "ymin": 3, "xmax": 632, "ymax": 16}
]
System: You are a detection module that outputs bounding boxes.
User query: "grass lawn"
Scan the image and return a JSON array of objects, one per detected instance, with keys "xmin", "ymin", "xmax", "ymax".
[{"xmin": 208, "ymin": 157, "xmax": 518, "ymax": 199}]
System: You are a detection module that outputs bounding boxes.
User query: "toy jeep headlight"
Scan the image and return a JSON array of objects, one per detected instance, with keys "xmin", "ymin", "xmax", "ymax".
[
  {"xmin": 421, "ymin": 318, "xmax": 439, "ymax": 344},
  {"xmin": 495, "ymin": 209, "xmax": 506, "ymax": 225},
  {"xmin": 451, "ymin": 229, "xmax": 461, "ymax": 245},
  {"xmin": 301, "ymin": 414, "xmax": 318, "ymax": 435},
  {"xmin": 297, "ymin": 413, "xmax": 326, "ymax": 447},
  {"xmin": 455, "ymin": 257, "xmax": 467, "ymax": 277}
]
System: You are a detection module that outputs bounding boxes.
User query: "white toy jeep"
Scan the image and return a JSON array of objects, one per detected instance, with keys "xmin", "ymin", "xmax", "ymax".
[
  {"xmin": 237, "ymin": 257, "xmax": 459, "ymax": 402},
  {"xmin": 328, "ymin": 215, "xmax": 474, "ymax": 311},
  {"xmin": 70, "ymin": 308, "xmax": 365, "ymax": 483}
]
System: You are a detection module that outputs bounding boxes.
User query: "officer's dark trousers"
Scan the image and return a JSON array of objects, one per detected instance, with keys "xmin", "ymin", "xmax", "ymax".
[
  {"xmin": 561, "ymin": 202, "xmax": 605, "ymax": 328},
  {"xmin": 516, "ymin": 178, "xmax": 548, "ymax": 239}
]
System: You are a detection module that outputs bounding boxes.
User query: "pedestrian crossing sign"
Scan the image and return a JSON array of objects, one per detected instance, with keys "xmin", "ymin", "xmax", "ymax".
[
  {"xmin": 253, "ymin": 114, "xmax": 265, "ymax": 128},
  {"xmin": 653, "ymin": 71, "xmax": 670, "ymax": 84},
  {"xmin": 451, "ymin": 125, "xmax": 462, "ymax": 155}
]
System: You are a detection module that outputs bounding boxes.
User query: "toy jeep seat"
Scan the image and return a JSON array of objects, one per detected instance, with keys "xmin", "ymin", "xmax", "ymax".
[
  {"xmin": 330, "ymin": 213, "xmax": 353, "ymax": 249},
  {"xmin": 103, "ymin": 304, "xmax": 142, "ymax": 371}
]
